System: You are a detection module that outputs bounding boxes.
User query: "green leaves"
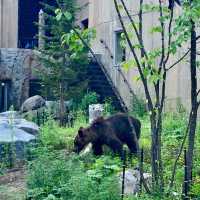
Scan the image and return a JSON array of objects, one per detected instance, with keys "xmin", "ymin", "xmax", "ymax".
[
  {"xmin": 117, "ymin": 4, "xmax": 123, "ymax": 11},
  {"xmin": 55, "ymin": 9, "xmax": 72, "ymax": 21},
  {"xmin": 60, "ymin": 28, "xmax": 95, "ymax": 61},
  {"xmin": 122, "ymin": 59, "xmax": 136, "ymax": 71},
  {"xmin": 55, "ymin": 9, "xmax": 62, "ymax": 21},
  {"xmin": 37, "ymin": 0, "xmax": 91, "ymax": 102},
  {"xmin": 150, "ymin": 26, "xmax": 162, "ymax": 34},
  {"xmin": 64, "ymin": 11, "xmax": 72, "ymax": 21}
]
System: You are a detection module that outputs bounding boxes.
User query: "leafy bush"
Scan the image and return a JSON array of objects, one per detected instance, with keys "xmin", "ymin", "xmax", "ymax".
[
  {"xmin": 162, "ymin": 112, "xmax": 187, "ymax": 148},
  {"xmin": 27, "ymin": 151, "xmax": 120, "ymax": 200},
  {"xmin": 103, "ymin": 97, "xmax": 116, "ymax": 116},
  {"xmin": 39, "ymin": 113, "xmax": 87, "ymax": 151},
  {"xmin": 80, "ymin": 92, "xmax": 99, "ymax": 112}
]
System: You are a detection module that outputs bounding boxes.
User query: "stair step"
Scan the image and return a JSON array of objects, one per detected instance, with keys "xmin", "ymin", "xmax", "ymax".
[{"xmin": 88, "ymin": 62, "xmax": 124, "ymax": 111}]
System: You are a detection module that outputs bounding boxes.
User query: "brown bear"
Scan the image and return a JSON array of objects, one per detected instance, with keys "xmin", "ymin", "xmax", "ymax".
[{"xmin": 74, "ymin": 113, "xmax": 141, "ymax": 156}]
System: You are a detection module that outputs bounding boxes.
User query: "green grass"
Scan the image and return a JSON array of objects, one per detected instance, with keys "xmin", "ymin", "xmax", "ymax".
[
  {"xmin": 39, "ymin": 112, "xmax": 87, "ymax": 151},
  {"xmin": 25, "ymin": 110, "xmax": 200, "ymax": 199}
]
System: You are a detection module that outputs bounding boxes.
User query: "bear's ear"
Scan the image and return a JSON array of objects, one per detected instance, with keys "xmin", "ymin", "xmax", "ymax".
[{"xmin": 78, "ymin": 127, "xmax": 84, "ymax": 137}]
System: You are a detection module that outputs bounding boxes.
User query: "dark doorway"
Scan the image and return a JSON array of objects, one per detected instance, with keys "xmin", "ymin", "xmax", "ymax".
[
  {"xmin": 0, "ymin": 81, "xmax": 11, "ymax": 112},
  {"xmin": 18, "ymin": 0, "xmax": 57, "ymax": 49},
  {"xmin": 29, "ymin": 80, "xmax": 42, "ymax": 97}
]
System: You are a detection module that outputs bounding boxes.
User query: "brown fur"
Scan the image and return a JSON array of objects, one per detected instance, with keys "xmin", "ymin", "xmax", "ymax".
[{"xmin": 74, "ymin": 113, "xmax": 141, "ymax": 156}]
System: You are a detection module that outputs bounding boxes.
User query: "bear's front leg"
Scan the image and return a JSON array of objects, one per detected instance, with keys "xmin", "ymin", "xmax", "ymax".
[{"xmin": 92, "ymin": 141, "xmax": 103, "ymax": 155}]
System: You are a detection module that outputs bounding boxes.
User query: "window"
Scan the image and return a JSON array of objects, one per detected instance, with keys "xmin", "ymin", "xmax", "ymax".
[
  {"xmin": 114, "ymin": 31, "xmax": 126, "ymax": 65},
  {"xmin": 81, "ymin": 18, "xmax": 89, "ymax": 29}
]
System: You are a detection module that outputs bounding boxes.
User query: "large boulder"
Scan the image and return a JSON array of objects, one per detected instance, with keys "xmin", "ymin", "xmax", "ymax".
[
  {"xmin": 0, "ymin": 111, "xmax": 39, "ymax": 135},
  {"xmin": 15, "ymin": 119, "xmax": 39, "ymax": 135},
  {"xmin": 0, "ymin": 111, "xmax": 20, "ymax": 118},
  {"xmin": 0, "ymin": 123, "xmax": 35, "ymax": 143},
  {"xmin": 119, "ymin": 169, "xmax": 151, "ymax": 195},
  {"xmin": 0, "ymin": 111, "xmax": 38, "ymax": 162},
  {"xmin": 21, "ymin": 95, "xmax": 46, "ymax": 112}
]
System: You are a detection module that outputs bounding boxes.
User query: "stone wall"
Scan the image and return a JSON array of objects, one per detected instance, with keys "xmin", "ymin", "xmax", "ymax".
[{"xmin": 0, "ymin": 48, "xmax": 39, "ymax": 109}]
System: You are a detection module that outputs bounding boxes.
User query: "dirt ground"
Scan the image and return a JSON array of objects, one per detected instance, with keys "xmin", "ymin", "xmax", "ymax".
[{"xmin": 0, "ymin": 168, "xmax": 26, "ymax": 200}]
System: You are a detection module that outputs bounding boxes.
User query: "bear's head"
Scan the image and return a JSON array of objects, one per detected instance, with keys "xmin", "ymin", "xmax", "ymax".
[
  {"xmin": 74, "ymin": 127, "xmax": 95, "ymax": 153},
  {"xmin": 74, "ymin": 117, "xmax": 105, "ymax": 153}
]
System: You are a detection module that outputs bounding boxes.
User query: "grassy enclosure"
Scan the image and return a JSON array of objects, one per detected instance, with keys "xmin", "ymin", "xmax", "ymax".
[
  {"xmin": 0, "ymin": 93, "xmax": 200, "ymax": 199},
  {"xmin": 20, "ymin": 106, "xmax": 200, "ymax": 199}
]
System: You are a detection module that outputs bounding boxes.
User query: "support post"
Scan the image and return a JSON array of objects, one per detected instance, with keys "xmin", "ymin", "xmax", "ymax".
[
  {"xmin": 139, "ymin": 148, "xmax": 144, "ymax": 193},
  {"xmin": 38, "ymin": 9, "xmax": 45, "ymax": 49},
  {"xmin": 121, "ymin": 148, "xmax": 126, "ymax": 200},
  {"xmin": 183, "ymin": 149, "xmax": 189, "ymax": 200}
]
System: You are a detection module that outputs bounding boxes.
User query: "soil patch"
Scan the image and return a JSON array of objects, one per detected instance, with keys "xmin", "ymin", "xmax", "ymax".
[{"xmin": 0, "ymin": 168, "xmax": 26, "ymax": 200}]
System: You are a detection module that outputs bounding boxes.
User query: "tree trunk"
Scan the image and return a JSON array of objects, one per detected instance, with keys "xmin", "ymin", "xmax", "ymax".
[
  {"xmin": 150, "ymin": 114, "xmax": 159, "ymax": 187},
  {"xmin": 186, "ymin": 18, "xmax": 198, "ymax": 193}
]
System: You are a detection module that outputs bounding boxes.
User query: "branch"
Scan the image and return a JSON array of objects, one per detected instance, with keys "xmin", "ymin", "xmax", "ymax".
[
  {"xmin": 197, "ymin": 90, "xmax": 200, "ymax": 107},
  {"xmin": 163, "ymin": 3, "xmax": 175, "ymax": 67},
  {"xmin": 159, "ymin": 2, "xmax": 175, "ymax": 115},
  {"xmin": 196, "ymin": 35, "xmax": 200, "ymax": 41},
  {"xmin": 166, "ymin": 49, "xmax": 190, "ymax": 71},
  {"xmin": 197, "ymin": 89, "xmax": 200, "ymax": 96},
  {"xmin": 113, "ymin": 0, "xmax": 154, "ymax": 111},
  {"xmin": 158, "ymin": 0, "xmax": 165, "ymax": 69},
  {"xmin": 139, "ymin": 0, "xmax": 144, "ymax": 58},
  {"xmin": 119, "ymin": 0, "xmax": 148, "ymax": 60}
]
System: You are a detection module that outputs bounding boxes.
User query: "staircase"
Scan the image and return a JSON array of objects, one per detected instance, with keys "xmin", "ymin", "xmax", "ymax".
[{"xmin": 87, "ymin": 57, "xmax": 127, "ymax": 112}]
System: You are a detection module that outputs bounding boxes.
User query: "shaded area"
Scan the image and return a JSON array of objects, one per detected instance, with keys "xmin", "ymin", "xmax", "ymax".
[
  {"xmin": 88, "ymin": 61, "xmax": 123, "ymax": 111},
  {"xmin": 18, "ymin": 0, "xmax": 57, "ymax": 49}
]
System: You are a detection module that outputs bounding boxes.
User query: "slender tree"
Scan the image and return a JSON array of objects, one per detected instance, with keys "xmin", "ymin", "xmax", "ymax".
[
  {"xmin": 168, "ymin": 1, "xmax": 200, "ymax": 197},
  {"xmin": 113, "ymin": 0, "xmax": 200, "ymax": 194},
  {"xmin": 185, "ymin": 0, "xmax": 199, "ymax": 195},
  {"xmin": 36, "ymin": 0, "xmax": 94, "ymax": 126}
]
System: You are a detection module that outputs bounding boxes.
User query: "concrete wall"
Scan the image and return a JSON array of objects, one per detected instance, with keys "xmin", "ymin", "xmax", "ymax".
[{"xmin": 0, "ymin": 0, "xmax": 18, "ymax": 48}]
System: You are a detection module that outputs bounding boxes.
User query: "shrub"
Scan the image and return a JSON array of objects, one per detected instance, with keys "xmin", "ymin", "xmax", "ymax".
[
  {"xmin": 39, "ymin": 113, "xmax": 87, "ymax": 151},
  {"xmin": 103, "ymin": 97, "xmax": 116, "ymax": 116},
  {"xmin": 26, "ymin": 151, "xmax": 120, "ymax": 200},
  {"xmin": 80, "ymin": 92, "xmax": 99, "ymax": 112},
  {"xmin": 162, "ymin": 112, "xmax": 187, "ymax": 147},
  {"xmin": 132, "ymin": 96, "xmax": 147, "ymax": 118}
]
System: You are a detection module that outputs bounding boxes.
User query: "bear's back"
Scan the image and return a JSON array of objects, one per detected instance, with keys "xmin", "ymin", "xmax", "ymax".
[{"xmin": 105, "ymin": 113, "xmax": 141, "ymax": 139}]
